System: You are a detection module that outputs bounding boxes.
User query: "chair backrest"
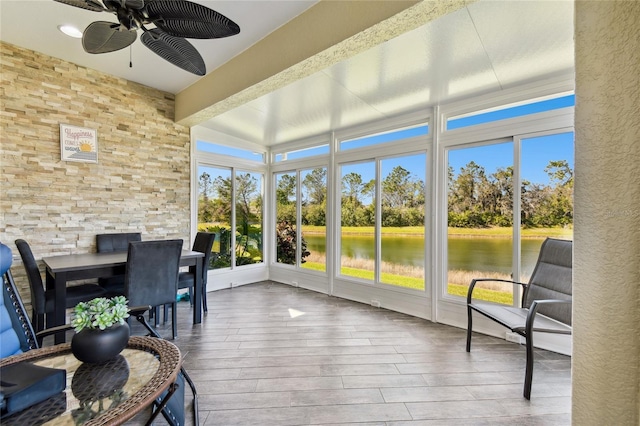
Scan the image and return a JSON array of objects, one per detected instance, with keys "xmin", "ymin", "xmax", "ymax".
[
  {"xmin": 523, "ymin": 238, "xmax": 573, "ymax": 325},
  {"xmin": 96, "ymin": 232, "xmax": 142, "ymax": 253},
  {"xmin": 124, "ymin": 240, "xmax": 183, "ymax": 308},
  {"xmin": 1, "ymin": 243, "xmax": 38, "ymax": 358},
  {"xmin": 192, "ymin": 232, "xmax": 216, "ymax": 283},
  {"xmin": 14, "ymin": 239, "xmax": 46, "ymax": 315}
]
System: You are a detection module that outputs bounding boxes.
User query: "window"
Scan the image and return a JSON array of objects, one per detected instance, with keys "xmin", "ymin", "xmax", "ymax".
[
  {"xmin": 235, "ymin": 171, "xmax": 264, "ymax": 266},
  {"xmin": 274, "ymin": 145, "xmax": 329, "ymax": 162},
  {"xmin": 446, "ymin": 94, "xmax": 574, "ymax": 130},
  {"xmin": 275, "ymin": 172, "xmax": 298, "ymax": 265},
  {"xmin": 340, "ymin": 124, "xmax": 428, "ymax": 151},
  {"xmin": 300, "ymin": 167, "xmax": 327, "ymax": 272},
  {"xmin": 520, "ymin": 131, "xmax": 574, "ymax": 281},
  {"xmin": 196, "ymin": 165, "xmax": 263, "ymax": 269},
  {"xmin": 447, "ymin": 142, "xmax": 514, "ymax": 304},
  {"xmin": 274, "ymin": 168, "xmax": 327, "ymax": 270},
  {"xmin": 446, "ymin": 131, "xmax": 574, "ymax": 305},
  {"xmin": 340, "ymin": 161, "xmax": 376, "ymax": 279},
  {"xmin": 380, "ymin": 154, "xmax": 426, "ymax": 289},
  {"xmin": 339, "ymin": 153, "xmax": 427, "ymax": 290},
  {"xmin": 197, "ymin": 166, "xmax": 232, "ymax": 269},
  {"xmin": 197, "ymin": 141, "xmax": 265, "ymax": 162}
]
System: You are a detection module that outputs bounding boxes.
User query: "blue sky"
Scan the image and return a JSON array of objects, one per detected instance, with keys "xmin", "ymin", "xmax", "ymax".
[
  {"xmin": 448, "ymin": 132, "xmax": 574, "ymax": 185},
  {"xmin": 343, "ymin": 95, "xmax": 575, "ymax": 187}
]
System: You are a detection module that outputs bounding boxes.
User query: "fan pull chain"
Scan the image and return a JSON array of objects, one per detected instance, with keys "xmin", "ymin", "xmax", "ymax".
[{"xmin": 129, "ymin": 45, "xmax": 133, "ymax": 68}]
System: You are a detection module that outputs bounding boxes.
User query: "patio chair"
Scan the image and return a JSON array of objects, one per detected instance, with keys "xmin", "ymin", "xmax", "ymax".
[{"xmin": 466, "ymin": 237, "xmax": 573, "ymax": 399}]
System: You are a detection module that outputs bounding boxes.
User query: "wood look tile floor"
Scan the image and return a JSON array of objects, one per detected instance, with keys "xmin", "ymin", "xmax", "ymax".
[{"xmin": 129, "ymin": 281, "xmax": 572, "ymax": 425}]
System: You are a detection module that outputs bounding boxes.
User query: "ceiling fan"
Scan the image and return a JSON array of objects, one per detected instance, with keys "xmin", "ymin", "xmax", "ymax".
[{"xmin": 53, "ymin": 0, "xmax": 241, "ymax": 76}]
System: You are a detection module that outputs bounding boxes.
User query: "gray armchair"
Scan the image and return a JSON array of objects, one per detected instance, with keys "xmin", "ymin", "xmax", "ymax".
[{"xmin": 466, "ymin": 237, "xmax": 573, "ymax": 399}]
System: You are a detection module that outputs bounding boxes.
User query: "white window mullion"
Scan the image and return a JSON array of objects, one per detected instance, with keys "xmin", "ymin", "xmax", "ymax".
[
  {"xmin": 375, "ymin": 158, "xmax": 382, "ymax": 284},
  {"xmin": 513, "ymin": 137, "xmax": 522, "ymax": 307},
  {"xmin": 230, "ymin": 167, "xmax": 237, "ymax": 269}
]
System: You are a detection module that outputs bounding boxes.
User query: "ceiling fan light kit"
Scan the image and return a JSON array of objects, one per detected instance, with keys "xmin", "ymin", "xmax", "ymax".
[{"xmin": 53, "ymin": 0, "xmax": 241, "ymax": 75}]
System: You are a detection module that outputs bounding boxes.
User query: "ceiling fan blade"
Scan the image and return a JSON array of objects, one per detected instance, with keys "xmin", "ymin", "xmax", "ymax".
[
  {"xmin": 53, "ymin": 0, "xmax": 106, "ymax": 12},
  {"xmin": 141, "ymin": 28, "xmax": 206, "ymax": 75},
  {"xmin": 144, "ymin": 0, "xmax": 240, "ymax": 39},
  {"xmin": 123, "ymin": 0, "xmax": 145, "ymax": 9},
  {"xmin": 103, "ymin": 0, "xmax": 145, "ymax": 10},
  {"xmin": 83, "ymin": 21, "xmax": 137, "ymax": 54}
]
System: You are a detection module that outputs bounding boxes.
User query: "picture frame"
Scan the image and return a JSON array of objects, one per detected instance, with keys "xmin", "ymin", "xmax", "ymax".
[{"xmin": 60, "ymin": 124, "xmax": 98, "ymax": 163}]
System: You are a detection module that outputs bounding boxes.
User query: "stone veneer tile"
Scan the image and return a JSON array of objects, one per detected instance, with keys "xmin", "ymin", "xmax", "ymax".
[{"xmin": 0, "ymin": 41, "xmax": 190, "ymax": 307}]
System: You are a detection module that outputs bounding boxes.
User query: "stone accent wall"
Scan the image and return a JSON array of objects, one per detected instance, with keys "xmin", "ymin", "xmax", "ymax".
[{"xmin": 0, "ymin": 42, "xmax": 191, "ymax": 307}]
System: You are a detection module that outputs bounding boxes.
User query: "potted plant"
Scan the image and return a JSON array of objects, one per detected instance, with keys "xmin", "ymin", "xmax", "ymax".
[{"xmin": 70, "ymin": 296, "xmax": 131, "ymax": 364}]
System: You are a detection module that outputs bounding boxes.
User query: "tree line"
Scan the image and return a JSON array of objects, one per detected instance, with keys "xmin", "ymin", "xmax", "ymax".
[
  {"xmin": 448, "ymin": 160, "xmax": 573, "ymax": 228},
  {"xmin": 198, "ymin": 159, "xmax": 573, "ymax": 233}
]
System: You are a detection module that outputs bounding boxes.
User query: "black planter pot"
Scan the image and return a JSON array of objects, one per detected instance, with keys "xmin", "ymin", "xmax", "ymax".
[{"xmin": 71, "ymin": 323, "xmax": 130, "ymax": 364}]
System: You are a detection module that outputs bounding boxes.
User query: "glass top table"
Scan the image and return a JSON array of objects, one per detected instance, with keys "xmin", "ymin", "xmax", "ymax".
[{"xmin": 0, "ymin": 336, "xmax": 181, "ymax": 425}]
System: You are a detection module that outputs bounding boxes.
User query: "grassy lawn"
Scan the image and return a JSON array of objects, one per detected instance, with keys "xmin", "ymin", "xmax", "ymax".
[
  {"xmin": 299, "ymin": 262, "xmax": 514, "ymax": 304},
  {"xmin": 339, "ymin": 266, "xmax": 511, "ymax": 303}
]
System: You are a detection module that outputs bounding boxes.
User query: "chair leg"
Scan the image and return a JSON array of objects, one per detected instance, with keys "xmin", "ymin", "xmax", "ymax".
[
  {"xmin": 171, "ymin": 302, "xmax": 177, "ymax": 340},
  {"xmin": 202, "ymin": 284, "xmax": 208, "ymax": 313},
  {"xmin": 34, "ymin": 312, "xmax": 45, "ymax": 346},
  {"xmin": 524, "ymin": 334, "xmax": 534, "ymax": 399},
  {"xmin": 466, "ymin": 306, "xmax": 473, "ymax": 352}
]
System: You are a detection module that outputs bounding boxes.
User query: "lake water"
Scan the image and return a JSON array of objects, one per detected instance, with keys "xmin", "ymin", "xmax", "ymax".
[{"xmin": 306, "ymin": 234, "xmax": 546, "ymax": 275}]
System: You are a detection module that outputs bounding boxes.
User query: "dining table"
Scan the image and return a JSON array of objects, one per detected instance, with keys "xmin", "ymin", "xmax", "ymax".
[{"xmin": 42, "ymin": 249, "xmax": 204, "ymax": 344}]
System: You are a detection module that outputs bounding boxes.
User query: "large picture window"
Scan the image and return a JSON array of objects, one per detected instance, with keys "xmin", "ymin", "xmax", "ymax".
[
  {"xmin": 447, "ymin": 142, "xmax": 515, "ymax": 304},
  {"xmin": 301, "ymin": 167, "xmax": 327, "ymax": 272},
  {"xmin": 235, "ymin": 171, "xmax": 264, "ymax": 266},
  {"xmin": 446, "ymin": 131, "xmax": 574, "ymax": 305},
  {"xmin": 197, "ymin": 165, "xmax": 263, "ymax": 270},
  {"xmin": 274, "ymin": 168, "xmax": 327, "ymax": 270},
  {"xmin": 338, "ymin": 153, "xmax": 427, "ymax": 291}
]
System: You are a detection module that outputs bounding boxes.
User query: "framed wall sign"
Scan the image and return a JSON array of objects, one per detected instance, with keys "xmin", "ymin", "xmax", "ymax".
[{"xmin": 60, "ymin": 124, "xmax": 98, "ymax": 163}]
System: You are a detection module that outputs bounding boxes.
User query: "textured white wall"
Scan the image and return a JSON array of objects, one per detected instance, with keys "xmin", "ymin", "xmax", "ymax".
[{"xmin": 573, "ymin": 1, "xmax": 640, "ymax": 424}]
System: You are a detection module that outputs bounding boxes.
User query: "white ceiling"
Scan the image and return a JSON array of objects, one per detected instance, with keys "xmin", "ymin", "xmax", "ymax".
[
  {"xmin": 0, "ymin": 0, "xmax": 317, "ymax": 93},
  {"xmin": 0, "ymin": 1, "xmax": 575, "ymax": 147}
]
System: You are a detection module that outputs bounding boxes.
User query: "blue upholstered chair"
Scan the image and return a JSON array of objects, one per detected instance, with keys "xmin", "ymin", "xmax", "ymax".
[{"xmin": 1, "ymin": 242, "xmax": 39, "ymax": 358}]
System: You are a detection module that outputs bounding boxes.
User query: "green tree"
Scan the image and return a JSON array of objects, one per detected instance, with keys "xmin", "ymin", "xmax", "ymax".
[
  {"xmin": 342, "ymin": 172, "xmax": 363, "ymax": 204},
  {"xmin": 276, "ymin": 174, "xmax": 296, "ymax": 205},
  {"xmin": 381, "ymin": 166, "xmax": 425, "ymax": 226},
  {"xmin": 212, "ymin": 175, "xmax": 232, "ymax": 223},
  {"xmin": 302, "ymin": 167, "xmax": 327, "ymax": 205},
  {"xmin": 198, "ymin": 172, "xmax": 214, "ymax": 223},
  {"xmin": 235, "ymin": 172, "xmax": 259, "ymax": 225}
]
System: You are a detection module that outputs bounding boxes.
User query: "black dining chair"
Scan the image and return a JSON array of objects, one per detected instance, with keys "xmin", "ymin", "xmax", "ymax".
[
  {"xmin": 124, "ymin": 239, "xmax": 183, "ymax": 340},
  {"xmin": 163, "ymin": 232, "xmax": 215, "ymax": 323},
  {"xmin": 14, "ymin": 239, "xmax": 107, "ymax": 341},
  {"xmin": 179, "ymin": 232, "xmax": 215, "ymax": 313},
  {"xmin": 96, "ymin": 232, "xmax": 142, "ymax": 296}
]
